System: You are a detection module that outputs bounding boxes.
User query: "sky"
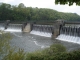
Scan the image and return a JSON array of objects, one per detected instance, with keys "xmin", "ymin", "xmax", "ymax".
[{"xmin": 0, "ymin": 0, "xmax": 80, "ymax": 15}]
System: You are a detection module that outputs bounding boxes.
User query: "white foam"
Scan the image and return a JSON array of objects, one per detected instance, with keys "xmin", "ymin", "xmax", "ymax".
[
  {"xmin": 4, "ymin": 29, "xmax": 21, "ymax": 32},
  {"xmin": 0, "ymin": 24, "xmax": 22, "ymax": 32},
  {"xmin": 56, "ymin": 34, "xmax": 80, "ymax": 44},
  {"xmin": 30, "ymin": 30, "xmax": 52, "ymax": 37},
  {"xmin": 33, "ymin": 41, "xmax": 49, "ymax": 48},
  {"xmin": 0, "ymin": 27, "xmax": 4, "ymax": 30}
]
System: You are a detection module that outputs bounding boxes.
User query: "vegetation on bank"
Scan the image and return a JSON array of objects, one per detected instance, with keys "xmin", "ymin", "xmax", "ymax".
[
  {"xmin": 0, "ymin": 3, "xmax": 80, "ymax": 23},
  {"xmin": 0, "ymin": 31, "xmax": 80, "ymax": 60},
  {"xmin": 0, "ymin": 31, "xmax": 26, "ymax": 60},
  {"xmin": 26, "ymin": 44, "xmax": 80, "ymax": 60},
  {"xmin": 0, "ymin": 31, "xmax": 11, "ymax": 60}
]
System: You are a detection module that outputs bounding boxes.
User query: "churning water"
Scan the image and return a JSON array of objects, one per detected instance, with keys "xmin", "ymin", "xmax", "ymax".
[{"xmin": 30, "ymin": 30, "xmax": 52, "ymax": 37}]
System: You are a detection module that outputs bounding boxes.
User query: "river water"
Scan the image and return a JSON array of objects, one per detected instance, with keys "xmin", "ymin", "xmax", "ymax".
[{"xmin": 9, "ymin": 32, "xmax": 80, "ymax": 52}]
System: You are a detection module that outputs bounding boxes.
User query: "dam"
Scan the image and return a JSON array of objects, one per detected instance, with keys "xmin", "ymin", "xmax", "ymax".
[{"xmin": 0, "ymin": 20, "xmax": 80, "ymax": 44}]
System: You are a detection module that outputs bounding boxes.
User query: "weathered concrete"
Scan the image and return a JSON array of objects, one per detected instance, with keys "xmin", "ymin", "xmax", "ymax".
[
  {"xmin": 51, "ymin": 20, "xmax": 64, "ymax": 39},
  {"xmin": 22, "ymin": 20, "xmax": 64, "ymax": 38},
  {"xmin": 23, "ymin": 23, "xmax": 31, "ymax": 32}
]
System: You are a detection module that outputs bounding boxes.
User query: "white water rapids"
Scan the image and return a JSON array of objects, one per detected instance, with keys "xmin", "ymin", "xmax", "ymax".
[{"xmin": 56, "ymin": 34, "xmax": 80, "ymax": 44}]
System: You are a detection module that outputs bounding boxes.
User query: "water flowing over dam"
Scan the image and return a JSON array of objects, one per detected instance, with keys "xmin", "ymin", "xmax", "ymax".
[
  {"xmin": 4, "ymin": 24, "xmax": 22, "ymax": 32},
  {"xmin": 0, "ymin": 23, "xmax": 23, "ymax": 32},
  {"xmin": 56, "ymin": 25, "xmax": 80, "ymax": 44},
  {"xmin": 30, "ymin": 24, "xmax": 54, "ymax": 37},
  {"xmin": 1, "ymin": 20, "xmax": 80, "ymax": 45}
]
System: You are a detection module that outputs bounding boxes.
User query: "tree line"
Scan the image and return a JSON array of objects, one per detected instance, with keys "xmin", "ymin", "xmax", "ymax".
[{"xmin": 0, "ymin": 3, "xmax": 80, "ymax": 23}]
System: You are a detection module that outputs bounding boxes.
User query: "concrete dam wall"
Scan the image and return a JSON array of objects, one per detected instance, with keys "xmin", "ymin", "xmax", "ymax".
[
  {"xmin": 1, "ymin": 20, "xmax": 80, "ymax": 44},
  {"xmin": 0, "ymin": 20, "xmax": 64, "ymax": 38}
]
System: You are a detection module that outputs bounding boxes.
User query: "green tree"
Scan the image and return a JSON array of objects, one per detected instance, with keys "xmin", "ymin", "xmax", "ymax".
[
  {"xmin": 0, "ymin": 3, "xmax": 80, "ymax": 22},
  {"xmin": 55, "ymin": 0, "xmax": 80, "ymax": 6},
  {"xmin": 18, "ymin": 3, "xmax": 26, "ymax": 8}
]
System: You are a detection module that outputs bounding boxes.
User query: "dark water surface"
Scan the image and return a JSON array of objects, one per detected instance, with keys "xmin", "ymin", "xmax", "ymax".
[{"xmin": 10, "ymin": 32, "xmax": 80, "ymax": 52}]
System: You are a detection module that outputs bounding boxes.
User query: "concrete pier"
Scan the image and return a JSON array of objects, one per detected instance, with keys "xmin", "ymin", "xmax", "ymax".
[
  {"xmin": 51, "ymin": 20, "xmax": 64, "ymax": 39},
  {"xmin": 22, "ymin": 23, "xmax": 31, "ymax": 32}
]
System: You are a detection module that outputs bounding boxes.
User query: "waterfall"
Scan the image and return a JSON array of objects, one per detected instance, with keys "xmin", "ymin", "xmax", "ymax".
[
  {"xmin": 56, "ymin": 26, "xmax": 80, "ymax": 44},
  {"xmin": 30, "ymin": 24, "xmax": 53, "ymax": 37},
  {"xmin": 4, "ymin": 24, "xmax": 22, "ymax": 32},
  {"xmin": 0, "ymin": 23, "xmax": 4, "ymax": 30}
]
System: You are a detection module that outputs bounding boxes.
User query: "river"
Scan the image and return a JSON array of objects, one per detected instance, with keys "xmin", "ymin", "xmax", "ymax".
[{"xmin": 9, "ymin": 32, "xmax": 80, "ymax": 52}]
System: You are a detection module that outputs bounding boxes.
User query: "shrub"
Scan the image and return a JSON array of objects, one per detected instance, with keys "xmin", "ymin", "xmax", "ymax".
[
  {"xmin": 41, "ymin": 44, "xmax": 66, "ymax": 56},
  {"xmin": 3, "ymin": 49, "xmax": 26, "ymax": 60},
  {"xmin": 50, "ymin": 44, "xmax": 66, "ymax": 53},
  {"xmin": 0, "ymin": 31, "xmax": 26, "ymax": 60},
  {"xmin": 0, "ymin": 32, "xmax": 12, "ymax": 59},
  {"xmin": 26, "ymin": 50, "xmax": 80, "ymax": 60},
  {"xmin": 26, "ymin": 44, "xmax": 67, "ymax": 60}
]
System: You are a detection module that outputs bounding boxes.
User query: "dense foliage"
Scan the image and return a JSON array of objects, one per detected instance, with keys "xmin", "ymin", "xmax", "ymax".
[
  {"xmin": 26, "ymin": 44, "xmax": 80, "ymax": 60},
  {"xmin": 0, "ymin": 3, "xmax": 80, "ymax": 23},
  {"xmin": 55, "ymin": 0, "xmax": 80, "ymax": 6},
  {"xmin": 26, "ymin": 50, "xmax": 80, "ymax": 60}
]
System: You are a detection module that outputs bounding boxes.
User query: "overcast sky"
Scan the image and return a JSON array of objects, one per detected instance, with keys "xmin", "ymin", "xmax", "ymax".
[{"xmin": 0, "ymin": 0, "xmax": 80, "ymax": 15}]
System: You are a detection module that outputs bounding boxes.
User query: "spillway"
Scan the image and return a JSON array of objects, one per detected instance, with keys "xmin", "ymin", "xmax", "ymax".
[
  {"xmin": 4, "ymin": 24, "xmax": 22, "ymax": 32},
  {"xmin": 30, "ymin": 24, "xmax": 53, "ymax": 37},
  {"xmin": 56, "ymin": 26, "xmax": 80, "ymax": 44}
]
